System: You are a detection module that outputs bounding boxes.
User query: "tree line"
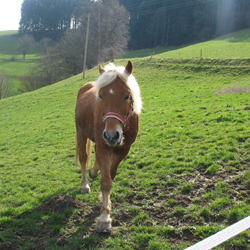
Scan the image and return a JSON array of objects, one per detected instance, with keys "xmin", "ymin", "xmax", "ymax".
[
  {"xmin": 19, "ymin": 0, "xmax": 250, "ymax": 50},
  {"xmin": 19, "ymin": 0, "xmax": 81, "ymax": 31},
  {"xmin": 120, "ymin": 0, "xmax": 250, "ymax": 49}
]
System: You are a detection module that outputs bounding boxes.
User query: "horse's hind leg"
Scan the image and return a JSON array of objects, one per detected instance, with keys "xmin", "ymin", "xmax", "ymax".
[
  {"xmin": 89, "ymin": 145, "xmax": 100, "ymax": 178},
  {"xmin": 89, "ymin": 160, "xmax": 100, "ymax": 178},
  {"xmin": 76, "ymin": 129, "xmax": 91, "ymax": 194}
]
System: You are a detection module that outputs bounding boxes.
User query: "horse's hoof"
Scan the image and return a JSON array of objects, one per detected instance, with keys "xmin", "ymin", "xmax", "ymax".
[
  {"xmin": 96, "ymin": 221, "xmax": 112, "ymax": 233},
  {"xmin": 81, "ymin": 186, "xmax": 90, "ymax": 194},
  {"xmin": 89, "ymin": 168, "xmax": 99, "ymax": 179}
]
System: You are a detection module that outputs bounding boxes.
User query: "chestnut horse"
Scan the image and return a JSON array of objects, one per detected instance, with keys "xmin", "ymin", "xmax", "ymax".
[{"xmin": 75, "ymin": 61, "xmax": 142, "ymax": 232}]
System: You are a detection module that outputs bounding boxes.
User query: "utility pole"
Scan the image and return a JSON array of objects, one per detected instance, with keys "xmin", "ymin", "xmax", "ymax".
[{"xmin": 83, "ymin": 14, "xmax": 90, "ymax": 78}]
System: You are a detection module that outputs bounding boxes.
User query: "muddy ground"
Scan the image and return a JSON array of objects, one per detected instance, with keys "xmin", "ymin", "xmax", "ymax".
[{"xmin": 1, "ymin": 169, "xmax": 249, "ymax": 250}]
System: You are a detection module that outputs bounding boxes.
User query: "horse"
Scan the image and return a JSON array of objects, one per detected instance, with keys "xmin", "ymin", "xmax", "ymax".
[{"xmin": 75, "ymin": 61, "xmax": 142, "ymax": 233}]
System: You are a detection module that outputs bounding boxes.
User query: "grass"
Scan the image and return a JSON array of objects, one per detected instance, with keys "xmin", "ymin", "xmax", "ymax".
[
  {"xmin": 121, "ymin": 29, "xmax": 250, "ymax": 59},
  {"xmin": 1, "ymin": 28, "xmax": 250, "ymax": 97},
  {"xmin": 0, "ymin": 30, "xmax": 38, "ymax": 57},
  {"xmin": 0, "ymin": 30, "xmax": 41, "ymax": 96},
  {"xmin": 1, "ymin": 56, "xmax": 250, "ymax": 249},
  {"xmin": 1, "ymin": 28, "xmax": 250, "ymax": 249},
  {"xmin": 161, "ymin": 28, "xmax": 250, "ymax": 58},
  {"xmin": 0, "ymin": 31, "xmax": 18, "ymax": 56},
  {"xmin": 121, "ymin": 47, "xmax": 180, "ymax": 59}
]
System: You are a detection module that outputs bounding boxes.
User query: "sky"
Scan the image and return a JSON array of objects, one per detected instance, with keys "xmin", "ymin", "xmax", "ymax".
[{"xmin": 0, "ymin": 0, "xmax": 23, "ymax": 31}]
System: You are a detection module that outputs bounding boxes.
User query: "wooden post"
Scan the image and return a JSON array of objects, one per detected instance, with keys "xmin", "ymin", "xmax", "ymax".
[{"xmin": 83, "ymin": 14, "xmax": 91, "ymax": 78}]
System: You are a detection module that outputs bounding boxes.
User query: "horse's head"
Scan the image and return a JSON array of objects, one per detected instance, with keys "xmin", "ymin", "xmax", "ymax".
[{"xmin": 97, "ymin": 61, "xmax": 135, "ymax": 147}]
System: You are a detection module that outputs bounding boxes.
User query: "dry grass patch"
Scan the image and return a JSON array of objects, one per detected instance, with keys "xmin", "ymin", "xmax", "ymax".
[{"xmin": 214, "ymin": 84, "xmax": 250, "ymax": 95}]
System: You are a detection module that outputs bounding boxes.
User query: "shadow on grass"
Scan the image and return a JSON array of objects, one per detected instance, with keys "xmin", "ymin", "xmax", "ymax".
[{"xmin": 0, "ymin": 190, "xmax": 106, "ymax": 250}]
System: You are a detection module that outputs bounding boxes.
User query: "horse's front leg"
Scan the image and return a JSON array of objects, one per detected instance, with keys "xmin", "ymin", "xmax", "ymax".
[
  {"xmin": 96, "ymin": 173, "xmax": 112, "ymax": 232},
  {"xmin": 95, "ymin": 147, "xmax": 112, "ymax": 233}
]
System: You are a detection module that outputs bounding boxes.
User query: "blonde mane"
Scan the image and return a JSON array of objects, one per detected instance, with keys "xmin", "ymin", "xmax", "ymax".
[{"xmin": 95, "ymin": 63, "xmax": 142, "ymax": 114}]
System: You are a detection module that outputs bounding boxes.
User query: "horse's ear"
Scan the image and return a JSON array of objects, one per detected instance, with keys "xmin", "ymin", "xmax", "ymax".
[
  {"xmin": 99, "ymin": 64, "xmax": 105, "ymax": 75},
  {"xmin": 125, "ymin": 60, "xmax": 133, "ymax": 75}
]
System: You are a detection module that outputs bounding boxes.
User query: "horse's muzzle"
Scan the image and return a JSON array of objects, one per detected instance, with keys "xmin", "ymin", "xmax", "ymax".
[{"xmin": 103, "ymin": 129, "xmax": 123, "ymax": 146}]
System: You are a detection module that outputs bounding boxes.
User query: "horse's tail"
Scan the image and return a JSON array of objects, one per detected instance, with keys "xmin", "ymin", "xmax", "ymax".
[
  {"xmin": 85, "ymin": 138, "xmax": 92, "ymax": 170},
  {"xmin": 76, "ymin": 135, "xmax": 92, "ymax": 170}
]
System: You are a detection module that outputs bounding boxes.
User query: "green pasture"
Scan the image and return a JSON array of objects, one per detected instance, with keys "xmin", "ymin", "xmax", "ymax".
[
  {"xmin": 122, "ymin": 29, "xmax": 250, "ymax": 59},
  {"xmin": 0, "ymin": 30, "xmax": 40, "ymax": 96},
  {"xmin": 0, "ymin": 31, "xmax": 18, "ymax": 36},
  {"xmin": 1, "ymin": 57, "xmax": 250, "ymax": 249},
  {"xmin": 1, "ymin": 28, "xmax": 250, "ymax": 98},
  {"xmin": 0, "ymin": 57, "xmax": 40, "ymax": 96},
  {"xmin": 155, "ymin": 29, "xmax": 250, "ymax": 59},
  {"xmin": 0, "ymin": 30, "xmax": 39, "ymax": 57},
  {"xmin": 121, "ymin": 47, "xmax": 179, "ymax": 59},
  {"xmin": 0, "ymin": 31, "xmax": 18, "ymax": 55}
]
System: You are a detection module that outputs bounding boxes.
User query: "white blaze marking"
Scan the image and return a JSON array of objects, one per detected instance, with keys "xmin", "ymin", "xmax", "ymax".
[{"xmin": 109, "ymin": 89, "xmax": 115, "ymax": 95}]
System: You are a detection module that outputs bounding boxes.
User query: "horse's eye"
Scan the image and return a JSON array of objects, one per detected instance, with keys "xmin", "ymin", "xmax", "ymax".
[
  {"xmin": 99, "ymin": 94, "xmax": 103, "ymax": 100},
  {"xmin": 125, "ymin": 94, "xmax": 130, "ymax": 101}
]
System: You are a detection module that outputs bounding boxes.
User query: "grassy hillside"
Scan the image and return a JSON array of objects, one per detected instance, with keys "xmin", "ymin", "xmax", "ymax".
[
  {"xmin": 0, "ymin": 30, "xmax": 40, "ymax": 96},
  {"xmin": 122, "ymin": 29, "xmax": 250, "ymax": 59},
  {"xmin": 1, "ymin": 28, "xmax": 250, "ymax": 98},
  {"xmin": 157, "ymin": 29, "xmax": 250, "ymax": 58},
  {"xmin": 0, "ymin": 31, "xmax": 19, "ymax": 55},
  {"xmin": 0, "ymin": 30, "xmax": 38, "ymax": 57},
  {"xmin": 1, "ymin": 58, "xmax": 250, "ymax": 249}
]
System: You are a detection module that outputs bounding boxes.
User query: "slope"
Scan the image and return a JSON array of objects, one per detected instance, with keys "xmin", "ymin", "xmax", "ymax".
[
  {"xmin": 0, "ymin": 30, "xmax": 40, "ymax": 96},
  {"xmin": 1, "ymin": 59, "xmax": 250, "ymax": 249},
  {"xmin": 122, "ymin": 29, "xmax": 250, "ymax": 59},
  {"xmin": 155, "ymin": 29, "xmax": 250, "ymax": 59}
]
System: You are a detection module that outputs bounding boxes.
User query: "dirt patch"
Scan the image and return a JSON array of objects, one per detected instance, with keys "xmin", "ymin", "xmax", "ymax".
[
  {"xmin": 1, "ymin": 169, "xmax": 250, "ymax": 250},
  {"xmin": 35, "ymin": 194, "xmax": 85, "ymax": 213},
  {"xmin": 110, "ymin": 169, "xmax": 250, "ymax": 243},
  {"xmin": 214, "ymin": 85, "xmax": 250, "ymax": 95}
]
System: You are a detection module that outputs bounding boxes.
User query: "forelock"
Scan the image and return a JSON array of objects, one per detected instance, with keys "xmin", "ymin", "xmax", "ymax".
[{"xmin": 94, "ymin": 63, "xmax": 142, "ymax": 114}]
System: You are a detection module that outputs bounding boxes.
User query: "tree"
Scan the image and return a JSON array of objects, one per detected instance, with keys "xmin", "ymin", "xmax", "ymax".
[
  {"xmin": 16, "ymin": 34, "xmax": 35, "ymax": 59},
  {"xmin": 38, "ymin": 44, "xmax": 61, "ymax": 85},
  {"xmin": 57, "ymin": 0, "xmax": 129, "ymax": 74},
  {"xmin": 19, "ymin": 39, "xmax": 62, "ymax": 93}
]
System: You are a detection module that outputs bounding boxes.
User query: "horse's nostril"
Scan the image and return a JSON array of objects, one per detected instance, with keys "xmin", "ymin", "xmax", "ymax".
[
  {"xmin": 103, "ymin": 130, "xmax": 121, "ymax": 145},
  {"xmin": 103, "ymin": 131, "xmax": 108, "ymax": 141},
  {"xmin": 114, "ymin": 131, "xmax": 120, "ymax": 141}
]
